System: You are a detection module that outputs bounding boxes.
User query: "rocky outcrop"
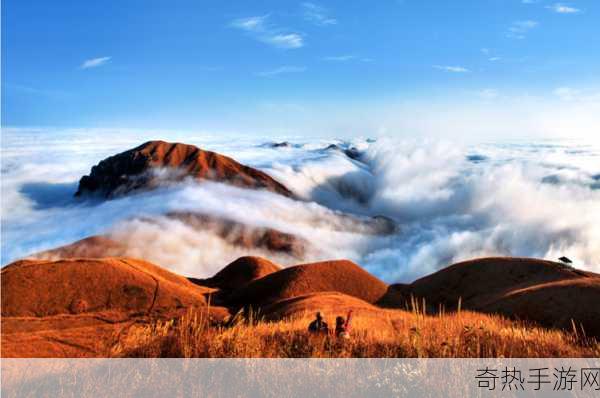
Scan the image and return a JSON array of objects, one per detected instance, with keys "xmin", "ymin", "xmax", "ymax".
[
  {"xmin": 75, "ymin": 140, "xmax": 294, "ymax": 198},
  {"xmin": 31, "ymin": 212, "xmax": 308, "ymax": 262}
]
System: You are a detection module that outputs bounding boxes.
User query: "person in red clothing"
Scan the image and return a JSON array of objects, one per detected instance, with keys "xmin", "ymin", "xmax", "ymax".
[{"xmin": 335, "ymin": 310, "xmax": 353, "ymax": 339}]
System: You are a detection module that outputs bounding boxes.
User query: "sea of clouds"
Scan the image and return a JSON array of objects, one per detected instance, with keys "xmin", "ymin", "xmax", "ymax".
[{"xmin": 2, "ymin": 127, "xmax": 599, "ymax": 282}]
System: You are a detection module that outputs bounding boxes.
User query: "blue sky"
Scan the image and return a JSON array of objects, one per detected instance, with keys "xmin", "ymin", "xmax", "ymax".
[{"xmin": 2, "ymin": 0, "xmax": 599, "ymax": 139}]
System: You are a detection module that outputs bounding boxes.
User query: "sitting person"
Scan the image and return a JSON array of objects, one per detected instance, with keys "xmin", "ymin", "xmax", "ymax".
[{"xmin": 308, "ymin": 312, "xmax": 329, "ymax": 334}]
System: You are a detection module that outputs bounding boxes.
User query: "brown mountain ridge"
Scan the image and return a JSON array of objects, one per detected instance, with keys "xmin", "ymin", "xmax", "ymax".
[
  {"xmin": 75, "ymin": 140, "xmax": 294, "ymax": 198},
  {"xmin": 2, "ymin": 255, "xmax": 599, "ymax": 357}
]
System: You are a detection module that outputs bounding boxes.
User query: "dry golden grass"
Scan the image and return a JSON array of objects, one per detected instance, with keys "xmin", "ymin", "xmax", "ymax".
[{"xmin": 110, "ymin": 304, "xmax": 600, "ymax": 358}]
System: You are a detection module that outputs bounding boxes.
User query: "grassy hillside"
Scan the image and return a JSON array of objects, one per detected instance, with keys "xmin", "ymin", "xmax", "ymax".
[{"xmin": 112, "ymin": 305, "xmax": 600, "ymax": 358}]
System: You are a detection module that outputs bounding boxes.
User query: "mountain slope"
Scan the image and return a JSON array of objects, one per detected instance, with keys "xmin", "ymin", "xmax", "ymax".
[{"xmin": 75, "ymin": 140, "xmax": 294, "ymax": 198}]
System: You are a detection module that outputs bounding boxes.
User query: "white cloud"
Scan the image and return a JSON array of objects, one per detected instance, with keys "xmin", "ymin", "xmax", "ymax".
[
  {"xmin": 506, "ymin": 20, "xmax": 539, "ymax": 39},
  {"xmin": 257, "ymin": 66, "xmax": 307, "ymax": 77},
  {"xmin": 230, "ymin": 15, "xmax": 304, "ymax": 49},
  {"xmin": 547, "ymin": 3, "xmax": 581, "ymax": 14},
  {"xmin": 433, "ymin": 65, "xmax": 470, "ymax": 73},
  {"xmin": 230, "ymin": 15, "xmax": 268, "ymax": 31},
  {"xmin": 264, "ymin": 33, "xmax": 304, "ymax": 49},
  {"xmin": 302, "ymin": 2, "xmax": 337, "ymax": 26},
  {"xmin": 488, "ymin": 57, "xmax": 501, "ymax": 62},
  {"xmin": 80, "ymin": 56, "xmax": 111, "ymax": 69},
  {"xmin": 323, "ymin": 55, "xmax": 356, "ymax": 62}
]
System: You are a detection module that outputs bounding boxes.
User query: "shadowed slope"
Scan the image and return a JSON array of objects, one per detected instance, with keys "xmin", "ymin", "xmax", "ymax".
[
  {"xmin": 382, "ymin": 257, "xmax": 594, "ymax": 308},
  {"xmin": 379, "ymin": 257, "xmax": 600, "ymax": 337},
  {"xmin": 483, "ymin": 278, "xmax": 600, "ymax": 337},
  {"xmin": 76, "ymin": 140, "xmax": 294, "ymax": 198},
  {"xmin": 197, "ymin": 256, "xmax": 282, "ymax": 290}
]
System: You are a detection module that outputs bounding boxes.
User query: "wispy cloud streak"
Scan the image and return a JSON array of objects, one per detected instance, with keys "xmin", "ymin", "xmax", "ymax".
[
  {"xmin": 433, "ymin": 65, "xmax": 470, "ymax": 73},
  {"xmin": 81, "ymin": 56, "xmax": 111, "ymax": 69},
  {"xmin": 547, "ymin": 3, "xmax": 581, "ymax": 14},
  {"xmin": 230, "ymin": 15, "xmax": 304, "ymax": 49},
  {"xmin": 257, "ymin": 66, "xmax": 307, "ymax": 77},
  {"xmin": 506, "ymin": 20, "xmax": 539, "ymax": 39},
  {"xmin": 323, "ymin": 55, "xmax": 355, "ymax": 62},
  {"xmin": 302, "ymin": 2, "xmax": 337, "ymax": 26}
]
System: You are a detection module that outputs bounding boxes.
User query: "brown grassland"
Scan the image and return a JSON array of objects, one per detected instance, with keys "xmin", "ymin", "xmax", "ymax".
[
  {"xmin": 3, "ymin": 256, "xmax": 600, "ymax": 358},
  {"xmin": 111, "ymin": 303, "xmax": 600, "ymax": 358}
]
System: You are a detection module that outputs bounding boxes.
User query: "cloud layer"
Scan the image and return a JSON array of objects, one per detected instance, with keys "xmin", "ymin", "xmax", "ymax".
[{"xmin": 2, "ymin": 129, "xmax": 599, "ymax": 283}]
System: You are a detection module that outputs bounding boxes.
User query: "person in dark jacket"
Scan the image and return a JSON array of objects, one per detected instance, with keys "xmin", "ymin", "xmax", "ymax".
[
  {"xmin": 308, "ymin": 312, "xmax": 329, "ymax": 334},
  {"xmin": 335, "ymin": 316, "xmax": 346, "ymax": 337}
]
